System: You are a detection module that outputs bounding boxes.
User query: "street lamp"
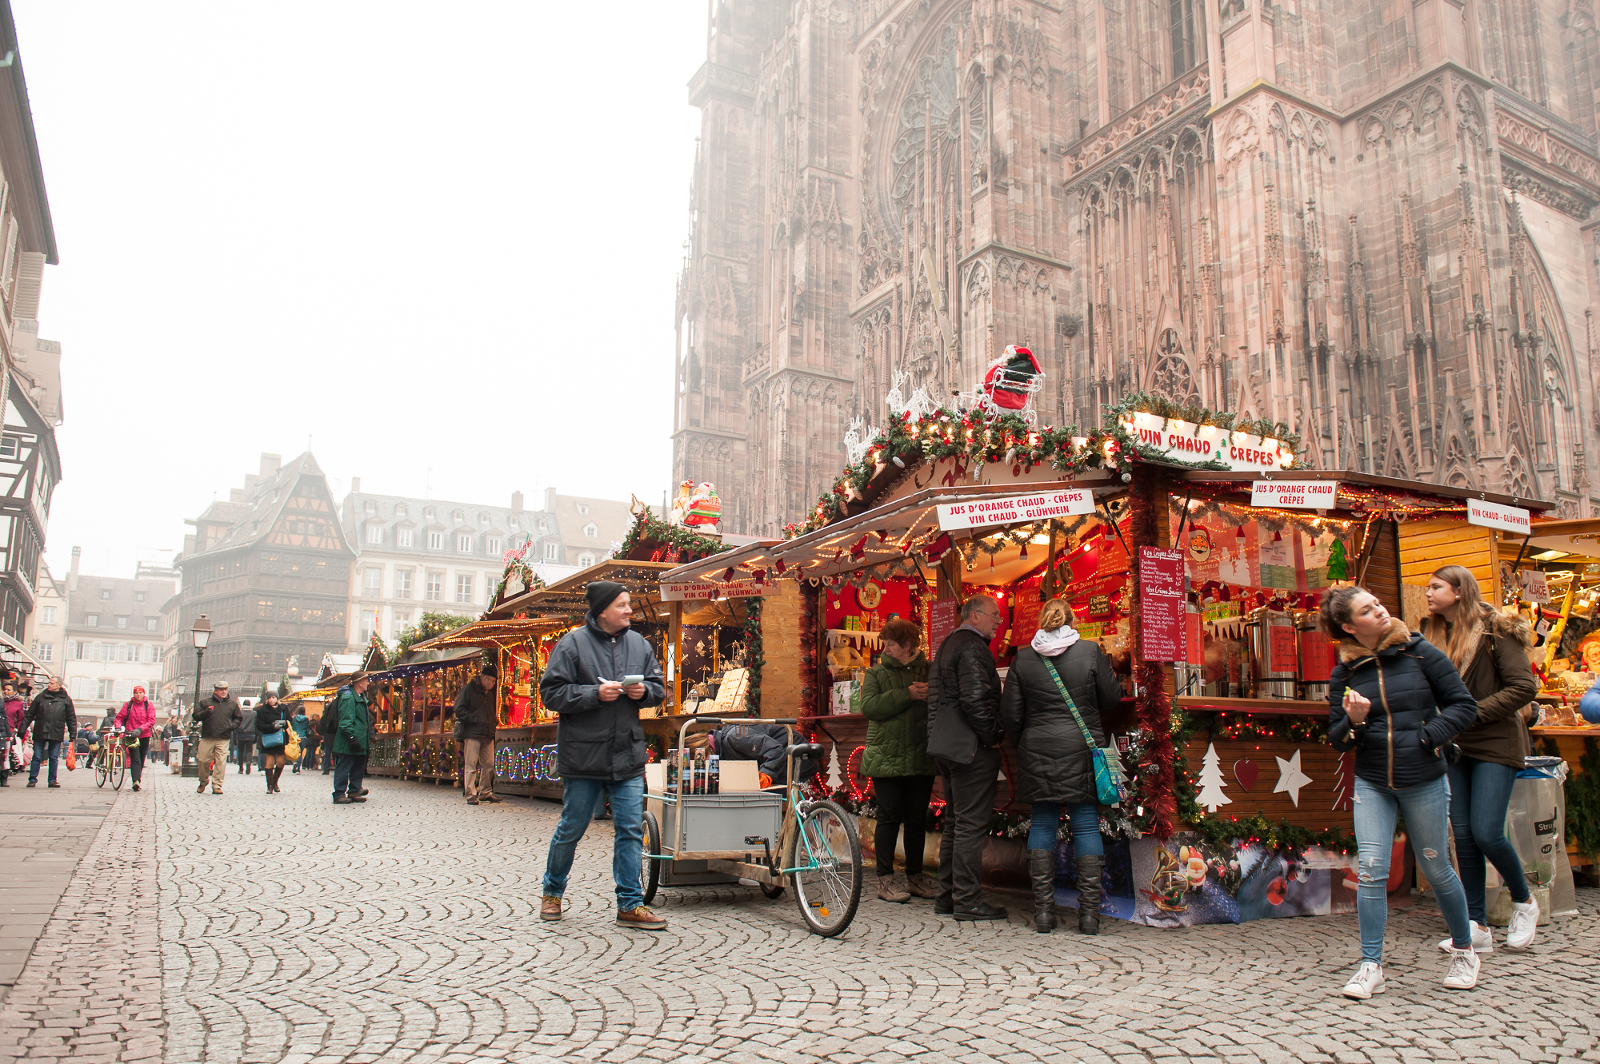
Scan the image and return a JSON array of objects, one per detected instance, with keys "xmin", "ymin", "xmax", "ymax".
[
  {"xmin": 174, "ymin": 680, "xmax": 186, "ymax": 770},
  {"xmin": 180, "ymin": 617, "xmax": 211, "ymax": 777}
]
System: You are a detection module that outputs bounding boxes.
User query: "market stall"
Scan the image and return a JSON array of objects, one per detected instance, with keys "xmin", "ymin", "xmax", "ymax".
[{"xmin": 666, "ymin": 395, "xmax": 1563, "ymax": 926}]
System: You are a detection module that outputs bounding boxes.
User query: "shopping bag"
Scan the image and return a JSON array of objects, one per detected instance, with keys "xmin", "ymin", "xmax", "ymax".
[
  {"xmin": 64, "ymin": 745, "xmax": 76, "ymax": 771},
  {"xmin": 283, "ymin": 730, "xmax": 301, "ymax": 762}
]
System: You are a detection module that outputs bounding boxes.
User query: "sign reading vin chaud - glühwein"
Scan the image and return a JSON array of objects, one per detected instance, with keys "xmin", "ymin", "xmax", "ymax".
[{"xmin": 1121, "ymin": 411, "xmax": 1295, "ymax": 473}]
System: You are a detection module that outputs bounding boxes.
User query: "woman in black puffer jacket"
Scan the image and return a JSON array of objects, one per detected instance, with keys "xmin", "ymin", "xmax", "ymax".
[
  {"xmin": 1323, "ymin": 586, "xmax": 1482, "ymax": 1000},
  {"xmin": 1000, "ymin": 597, "xmax": 1122, "ymax": 936}
]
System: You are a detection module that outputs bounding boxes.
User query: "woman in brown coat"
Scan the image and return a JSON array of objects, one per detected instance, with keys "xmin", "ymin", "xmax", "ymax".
[{"xmin": 1422, "ymin": 565, "xmax": 1540, "ymax": 953}]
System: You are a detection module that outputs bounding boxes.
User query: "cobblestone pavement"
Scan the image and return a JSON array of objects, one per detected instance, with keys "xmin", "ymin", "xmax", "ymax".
[{"xmin": 7, "ymin": 765, "xmax": 1600, "ymax": 1063}]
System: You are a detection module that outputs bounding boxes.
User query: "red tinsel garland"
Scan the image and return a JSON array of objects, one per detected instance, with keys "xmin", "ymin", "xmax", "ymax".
[
  {"xmin": 798, "ymin": 582, "xmax": 821, "ymax": 729},
  {"xmin": 1128, "ymin": 471, "xmax": 1179, "ymax": 839}
]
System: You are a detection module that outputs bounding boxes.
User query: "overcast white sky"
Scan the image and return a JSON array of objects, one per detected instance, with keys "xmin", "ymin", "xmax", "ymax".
[{"xmin": 13, "ymin": 1, "xmax": 707, "ymax": 579}]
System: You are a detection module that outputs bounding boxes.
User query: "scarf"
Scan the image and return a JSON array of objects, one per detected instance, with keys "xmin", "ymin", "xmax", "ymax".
[{"xmin": 1031, "ymin": 624, "xmax": 1080, "ymax": 656}]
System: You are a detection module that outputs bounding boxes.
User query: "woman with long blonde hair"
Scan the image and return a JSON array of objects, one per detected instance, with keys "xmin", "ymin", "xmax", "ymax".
[{"xmin": 1422, "ymin": 565, "xmax": 1540, "ymax": 953}]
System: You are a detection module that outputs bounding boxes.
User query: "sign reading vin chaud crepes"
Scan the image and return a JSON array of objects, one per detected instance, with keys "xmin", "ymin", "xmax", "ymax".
[
  {"xmin": 936, "ymin": 487, "xmax": 1096, "ymax": 531},
  {"xmin": 1121, "ymin": 411, "xmax": 1295, "ymax": 472}
]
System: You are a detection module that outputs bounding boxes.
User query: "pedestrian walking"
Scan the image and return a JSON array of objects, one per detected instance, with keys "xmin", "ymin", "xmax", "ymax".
[
  {"xmin": 1421, "ymin": 565, "xmax": 1542, "ymax": 953},
  {"xmin": 159, "ymin": 718, "xmax": 180, "ymax": 765},
  {"xmin": 330, "ymin": 673, "xmax": 373, "ymax": 805},
  {"xmin": 192, "ymin": 681, "xmax": 242, "ymax": 794},
  {"xmin": 538, "ymin": 581, "xmax": 667, "ymax": 930},
  {"xmin": 858, "ymin": 617, "xmax": 937, "ymax": 905},
  {"xmin": 21, "ymin": 676, "xmax": 76, "ymax": 788},
  {"xmin": 289, "ymin": 704, "xmax": 310, "ymax": 773},
  {"xmin": 1, "ymin": 680, "xmax": 24, "ymax": 784},
  {"xmin": 454, "ymin": 663, "xmax": 500, "ymax": 805},
  {"xmin": 255, "ymin": 692, "xmax": 290, "ymax": 794},
  {"xmin": 999, "ymin": 597, "xmax": 1121, "ymax": 935},
  {"xmin": 1323, "ymin": 586, "xmax": 1484, "ymax": 998},
  {"xmin": 926, "ymin": 595, "xmax": 1007, "ymax": 922},
  {"xmin": 234, "ymin": 702, "xmax": 257, "ymax": 774},
  {"xmin": 0, "ymin": 684, "xmax": 13, "ymax": 787},
  {"xmin": 113, "ymin": 686, "xmax": 157, "ymax": 792}
]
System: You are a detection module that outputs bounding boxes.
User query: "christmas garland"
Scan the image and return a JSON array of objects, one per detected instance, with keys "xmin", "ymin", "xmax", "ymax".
[
  {"xmin": 743, "ymin": 596, "xmax": 764, "ymax": 717},
  {"xmin": 617, "ymin": 507, "xmax": 728, "ymax": 561},
  {"xmin": 798, "ymin": 582, "xmax": 820, "ymax": 725}
]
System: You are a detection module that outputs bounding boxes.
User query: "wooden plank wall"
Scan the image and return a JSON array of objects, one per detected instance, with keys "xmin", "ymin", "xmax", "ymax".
[
  {"xmin": 1360, "ymin": 519, "xmax": 1404, "ymax": 619},
  {"xmin": 759, "ymin": 580, "xmax": 804, "ymax": 717},
  {"xmin": 1397, "ymin": 517, "xmax": 1499, "ymax": 602},
  {"xmin": 1181, "ymin": 739, "xmax": 1353, "ymax": 831}
]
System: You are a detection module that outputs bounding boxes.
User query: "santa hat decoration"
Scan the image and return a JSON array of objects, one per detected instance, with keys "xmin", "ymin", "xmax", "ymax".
[{"xmin": 923, "ymin": 533, "xmax": 953, "ymax": 563}]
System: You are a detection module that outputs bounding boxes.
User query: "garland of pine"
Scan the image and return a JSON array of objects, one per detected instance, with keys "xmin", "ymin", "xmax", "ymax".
[
  {"xmin": 618, "ymin": 506, "xmax": 729, "ymax": 561},
  {"xmin": 742, "ymin": 596, "xmax": 764, "ymax": 717}
]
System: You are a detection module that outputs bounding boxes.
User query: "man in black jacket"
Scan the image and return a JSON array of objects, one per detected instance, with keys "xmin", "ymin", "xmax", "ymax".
[
  {"xmin": 21, "ymin": 676, "xmax": 76, "ymax": 788},
  {"xmin": 926, "ymin": 596, "xmax": 1007, "ymax": 921},
  {"xmin": 454, "ymin": 664, "xmax": 500, "ymax": 805},
  {"xmin": 192, "ymin": 681, "xmax": 242, "ymax": 795},
  {"xmin": 538, "ymin": 580, "xmax": 667, "ymax": 931}
]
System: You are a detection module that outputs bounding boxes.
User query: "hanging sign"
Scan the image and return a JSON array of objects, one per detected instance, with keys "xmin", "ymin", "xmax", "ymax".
[
  {"xmin": 1122, "ymin": 411, "xmax": 1293, "ymax": 472},
  {"xmin": 1251, "ymin": 480, "xmax": 1339, "ymax": 509},
  {"xmin": 1138, "ymin": 546, "xmax": 1186, "ymax": 662},
  {"xmin": 660, "ymin": 579, "xmax": 774, "ymax": 601},
  {"xmin": 1466, "ymin": 498, "xmax": 1532, "ymax": 534},
  {"xmin": 935, "ymin": 487, "xmax": 1095, "ymax": 531},
  {"xmin": 1521, "ymin": 570, "xmax": 1552, "ymax": 605}
]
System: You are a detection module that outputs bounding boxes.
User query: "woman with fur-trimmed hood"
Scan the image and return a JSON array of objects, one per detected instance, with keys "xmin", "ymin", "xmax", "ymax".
[{"xmin": 1422, "ymin": 565, "xmax": 1541, "ymax": 955}]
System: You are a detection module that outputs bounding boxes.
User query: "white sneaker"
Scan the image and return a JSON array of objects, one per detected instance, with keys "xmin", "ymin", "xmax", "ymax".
[
  {"xmin": 1505, "ymin": 898, "xmax": 1539, "ymax": 951},
  {"xmin": 1341, "ymin": 961, "xmax": 1385, "ymax": 999},
  {"xmin": 1441, "ymin": 946, "xmax": 1481, "ymax": 990},
  {"xmin": 1437, "ymin": 922, "xmax": 1494, "ymax": 954}
]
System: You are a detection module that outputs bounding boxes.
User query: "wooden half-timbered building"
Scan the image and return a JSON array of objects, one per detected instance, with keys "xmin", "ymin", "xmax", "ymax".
[
  {"xmin": 176, "ymin": 452, "xmax": 355, "ymax": 692},
  {"xmin": 0, "ymin": 374, "xmax": 59, "ymax": 640}
]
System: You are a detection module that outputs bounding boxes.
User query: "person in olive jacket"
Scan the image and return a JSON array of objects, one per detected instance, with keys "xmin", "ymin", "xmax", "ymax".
[
  {"xmin": 330, "ymin": 673, "xmax": 374, "ymax": 804},
  {"xmin": 191, "ymin": 680, "xmax": 242, "ymax": 795},
  {"xmin": 1000, "ymin": 598, "xmax": 1121, "ymax": 935},
  {"xmin": 453, "ymin": 664, "xmax": 500, "ymax": 805},
  {"xmin": 21, "ymin": 676, "xmax": 76, "ymax": 788},
  {"xmin": 538, "ymin": 581, "xmax": 668, "ymax": 931},
  {"xmin": 1324, "ymin": 586, "xmax": 1483, "ymax": 1000},
  {"xmin": 1421, "ymin": 564, "xmax": 1541, "ymax": 953},
  {"xmin": 925, "ymin": 595, "xmax": 1007, "ymax": 922},
  {"xmin": 859, "ymin": 617, "xmax": 938, "ymax": 904}
]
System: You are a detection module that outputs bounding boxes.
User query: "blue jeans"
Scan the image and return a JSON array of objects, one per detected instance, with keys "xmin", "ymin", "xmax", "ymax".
[
  {"xmin": 1353, "ymin": 774, "xmax": 1473, "ymax": 963},
  {"xmin": 1027, "ymin": 801, "xmax": 1103, "ymax": 856},
  {"xmin": 29, "ymin": 740, "xmax": 61, "ymax": 784},
  {"xmin": 1448, "ymin": 757, "xmax": 1531, "ymax": 923},
  {"xmin": 333, "ymin": 754, "xmax": 367, "ymax": 797},
  {"xmin": 542, "ymin": 775, "xmax": 645, "ymax": 911}
]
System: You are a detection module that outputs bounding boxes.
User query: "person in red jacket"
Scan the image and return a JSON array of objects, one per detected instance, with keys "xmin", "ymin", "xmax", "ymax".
[{"xmin": 114, "ymin": 686, "xmax": 157, "ymax": 791}]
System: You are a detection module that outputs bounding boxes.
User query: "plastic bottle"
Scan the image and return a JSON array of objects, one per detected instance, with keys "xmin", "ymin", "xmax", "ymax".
[{"xmin": 708, "ymin": 754, "xmax": 720, "ymax": 795}]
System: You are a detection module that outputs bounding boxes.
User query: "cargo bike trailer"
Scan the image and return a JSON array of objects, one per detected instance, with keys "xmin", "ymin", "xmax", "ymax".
[{"xmin": 639, "ymin": 716, "xmax": 864, "ymax": 937}]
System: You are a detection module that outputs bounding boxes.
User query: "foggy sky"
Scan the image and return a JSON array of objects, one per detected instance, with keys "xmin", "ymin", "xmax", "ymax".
[{"xmin": 13, "ymin": 1, "xmax": 705, "ymax": 579}]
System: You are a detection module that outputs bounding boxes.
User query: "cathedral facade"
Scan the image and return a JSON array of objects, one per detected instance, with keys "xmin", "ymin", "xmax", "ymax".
[{"xmin": 671, "ymin": 0, "xmax": 1600, "ymax": 534}]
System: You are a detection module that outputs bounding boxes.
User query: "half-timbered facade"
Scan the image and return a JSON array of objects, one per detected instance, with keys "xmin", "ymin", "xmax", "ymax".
[
  {"xmin": 176, "ymin": 452, "xmax": 356, "ymax": 692},
  {"xmin": 0, "ymin": 374, "xmax": 58, "ymax": 639}
]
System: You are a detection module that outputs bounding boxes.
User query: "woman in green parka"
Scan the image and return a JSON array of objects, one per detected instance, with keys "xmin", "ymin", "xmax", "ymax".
[{"xmin": 860, "ymin": 617, "xmax": 939, "ymax": 903}]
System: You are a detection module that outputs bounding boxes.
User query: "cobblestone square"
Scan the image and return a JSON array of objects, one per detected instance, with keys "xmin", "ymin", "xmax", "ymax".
[{"xmin": 0, "ymin": 769, "xmax": 1595, "ymax": 1063}]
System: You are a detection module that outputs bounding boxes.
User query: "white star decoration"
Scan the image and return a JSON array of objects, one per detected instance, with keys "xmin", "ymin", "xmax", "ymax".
[{"xmin": 1273, "ymin": 750, "xmax": 1313, "ymax": 807}]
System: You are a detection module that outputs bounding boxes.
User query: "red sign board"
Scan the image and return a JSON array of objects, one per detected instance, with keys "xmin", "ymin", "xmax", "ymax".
[
  {"xmin": 1139, "ymin": 546, "xmax": 1185, "ymax": 662},
  {"xmin": 1011, "ymin": 595, "xmax": 1044, "ymax": 647},
  {"xmin": 1270, "ymin": 624, "xmax": 1300, "ymax": 673},
  {"xmin": 928, "ymin": 598, "xmax": 959, "ymax": 660},
  {"xmin": 1301, "ymin": 632, "xmax": 1336, "ymax": 682}
]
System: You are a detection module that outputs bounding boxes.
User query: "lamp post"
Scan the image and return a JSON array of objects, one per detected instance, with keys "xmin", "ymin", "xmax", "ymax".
[
  {"xmin": 180, "ymin": 616, "xmax": 211, "ymax": 777},
  {"xmin": 174, "ymin": 680, "xmax": 186, "ymax": 770}
]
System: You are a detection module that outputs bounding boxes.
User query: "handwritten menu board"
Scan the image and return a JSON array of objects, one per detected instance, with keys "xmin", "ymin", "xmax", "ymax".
[
  {"xmin": 1139, "ymin": 546, "xmax": 1185, "ymax": 662},
  {"xmin": 928, "ymin": 598, "xmax": 959, "ymax": 660},
  {"xmin": 1270, "ymin": 625, "xmax": 1300, "ymax": 673},
  {"xmin": 1011, "ymin": 595, "xmax": 1045, "ymax": 647}
]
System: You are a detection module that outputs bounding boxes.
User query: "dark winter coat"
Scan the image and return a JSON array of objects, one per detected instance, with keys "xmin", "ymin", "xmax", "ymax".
[
  {"xmin": 1327, "ymin": 619, "xmax": 1479, "ymax": 790},
  {"xmin": 859, "ymin": 651, "xmax": 937, "ymax": 779},
  {"xmin": 1436, "ymin": 607, "xmax": 1538, "ymax": 769},
  {"xmin": 255, "ymin": 702, "xmax": 287, "ymax": 742},
  {"xmin": 193, "ymin": 694, "xmax": 242, "ymax": 740},
  {"xmin": 453, "ymin": 679, "xmax": 498, "ymax": 741},
  {"xmin": 540, "ymin": 616, "xmax": 665, "ymax": 780},
  {"xmin": 234, "ymin": 708, "xmax": 258, "ymax": 744},
  {"xmin": 22, "ymin": 688, "xmax": 77, "ymax": 743},
  {"xmin": 709, "ymin": 722, "xmax": 816, "ymax": 784},
  {"xmin": 1000, "ymin": 638, "xmax": 1121, "ymax": 805},
  {"xmin": 925, "ymin": 627, "xmax": 1002, "ymax": 765},
  {"xmin": 331, "ymin": 687, "xmax": 372, "ymax": 757}
]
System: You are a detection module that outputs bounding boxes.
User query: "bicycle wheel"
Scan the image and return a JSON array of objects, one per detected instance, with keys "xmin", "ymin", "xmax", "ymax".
[
  {"xmin": 94, "ymin": 748, "xmax": 108, "ymax": 788},
  {"xmin": 640, "ymin": 810, "xmax": 661, "ymax": 906},
  {"xmin": 111, "ymin": 744, "xmax": 126, "ymax": 790},
  {"xmin": 790, "ymin": 799, "xmax": 862, "ymax": 937},
  {"xmin": 760, "ymin": 881, "xmax": 785, "ymax": 899}
]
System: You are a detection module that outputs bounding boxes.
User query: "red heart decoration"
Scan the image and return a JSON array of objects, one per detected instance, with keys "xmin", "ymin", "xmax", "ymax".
[{"xmin": 1233, "ymin": 760, "xmax": 1259, "ymax": 791}]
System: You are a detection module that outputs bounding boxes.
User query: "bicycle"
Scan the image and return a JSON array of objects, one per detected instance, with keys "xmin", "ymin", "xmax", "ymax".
[
  {"xmin": 94, "ymin": 727, "xmax": 128, "ymax": 790},
  {"xmin": 640, "ymin": 716, "xmax": 863, "ymax": 937}
]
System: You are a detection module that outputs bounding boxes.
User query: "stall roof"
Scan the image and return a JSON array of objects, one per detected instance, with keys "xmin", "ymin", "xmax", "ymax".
[
  {"xmin": 664, "ymin": 477, "xmax": 1118, "ymax": 587},
  {"xmin": 489, "ymin": 558, "xmax": 683, "ymax": 620},
  {"xmin": 407, "ymin": 617, "xmax": 568, "ymax": 653},
  {"xmin": 1181, "ymin": 469, "xmax": 1553, "ymax": 513},
  {"xmin": 1514, "ymin": 516, "xmax": 1600, "ymax": 560}
]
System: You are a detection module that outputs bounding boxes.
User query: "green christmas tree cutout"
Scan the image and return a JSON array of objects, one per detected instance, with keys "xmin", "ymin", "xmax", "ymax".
[{"xmin": 1326, "ymin": 537, "xmax": 1348, "ymax": 581}]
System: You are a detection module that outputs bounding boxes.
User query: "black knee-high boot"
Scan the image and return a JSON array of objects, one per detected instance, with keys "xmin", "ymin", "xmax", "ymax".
[
  {"xmin": 1028, "ymin": 849, "xmax": 1058, "ymax": 933},
  {"xmin": 1076, "ymin": 854, "xmax": 1104, "ymax": 935}
]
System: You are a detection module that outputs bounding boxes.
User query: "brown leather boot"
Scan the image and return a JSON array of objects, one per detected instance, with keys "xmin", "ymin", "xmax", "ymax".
[
  {"xmin": 540, "ymin": 895, "xmax": 563, "ymax": 921},
  {"xmin": 877, "ymin": 875, "xmax": 910, "ymax": 903},
  {"xmin": 616, "ymin": 905, "xmax": 668, "ymax": 930}
]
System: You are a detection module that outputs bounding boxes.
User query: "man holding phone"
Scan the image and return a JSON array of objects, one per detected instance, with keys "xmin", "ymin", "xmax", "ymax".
[{"xmin": 538, "ymin": 580, "xmax": 667, "ymax": 930}]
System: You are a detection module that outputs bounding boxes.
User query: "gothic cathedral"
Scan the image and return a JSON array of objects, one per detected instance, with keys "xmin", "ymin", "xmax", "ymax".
[{"xmin": 671, "ymin": 0, "xmax": 1600, "ymax": 534}]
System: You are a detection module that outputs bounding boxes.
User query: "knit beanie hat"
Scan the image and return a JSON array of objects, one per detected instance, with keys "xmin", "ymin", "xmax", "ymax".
[{"xmin": 586, "ymin": 580, "xmax": 626, "ymax": 617}]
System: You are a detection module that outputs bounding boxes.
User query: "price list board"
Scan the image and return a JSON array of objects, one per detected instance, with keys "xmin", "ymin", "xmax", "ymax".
[{"xmin": 1138, "ymin": 546, "xmax": 1186, "ymax": 662}]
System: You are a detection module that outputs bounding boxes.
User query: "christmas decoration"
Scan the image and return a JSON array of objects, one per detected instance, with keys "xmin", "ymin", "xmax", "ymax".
[
  {"xmin": 1325, "ymin": 536, "xmax": 1349, "ymax": 581},
  {"xmin": 684, "ymin": 483, "xmax": 722, "ymax": 527},
  {"xmin": 825, "ymin": 743, "xmax": 843, "ymax": 792},
  {"xmin": 1196, "ymin": 743, "xmax": 1233, "ymax": 813},
  {"xmin": 1331, "ymin": 751, "xmax": 1355, "ymax": 812},
  {"xmin": 1272, "ymin": 750, "xmax": 1313, "ymax": 807},
  {"xmin": 741, "ymin": 596, "xmax": 764, "ymax": 717},
  {"xmin": 1233, "ymin": 759, "xmax": 1260, "ymax": 791}
]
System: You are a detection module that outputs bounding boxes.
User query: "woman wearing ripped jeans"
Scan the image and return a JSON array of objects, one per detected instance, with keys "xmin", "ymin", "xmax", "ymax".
[{"xmin": 1324, "ymin": 585, "xmax": 1482, "ymax": 998}]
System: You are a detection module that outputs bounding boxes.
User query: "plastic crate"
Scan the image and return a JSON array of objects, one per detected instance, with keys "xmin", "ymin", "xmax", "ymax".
[{"xmin": 665, "ymin": 791, "xmax": 784, "ymax": 854}]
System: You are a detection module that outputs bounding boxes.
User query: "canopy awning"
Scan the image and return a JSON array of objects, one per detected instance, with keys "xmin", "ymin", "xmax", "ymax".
[
  {"xmin": 407, "ymin": 618, "xmax": 567, "ymax": 654},
  {"xmin": 659, "ymin": 539, "xmax": 785, "ymax": 590},
  {"xmin": 1179, "ymin": 469, "xmax": 1554, "ymax": 513},
  {"xmin": 487, "ymin": 558, "xmax": 685, "ymax": 621}
]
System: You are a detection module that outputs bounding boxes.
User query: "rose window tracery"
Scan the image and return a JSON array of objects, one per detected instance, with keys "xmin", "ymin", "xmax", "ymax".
[{"xmin": 888, "ymin": 22, "xmax": 984, "ymax": 228}]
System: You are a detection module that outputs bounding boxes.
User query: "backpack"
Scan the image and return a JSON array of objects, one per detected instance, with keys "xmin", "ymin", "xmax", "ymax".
[{"xmin": 317, "ymin": 688, "xmax": 348, "ymax": 738}]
